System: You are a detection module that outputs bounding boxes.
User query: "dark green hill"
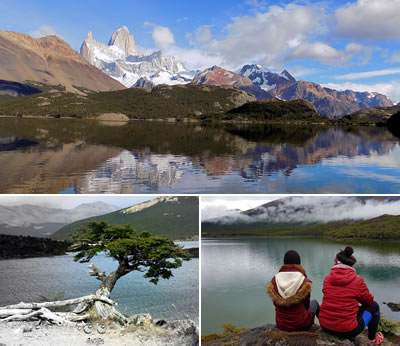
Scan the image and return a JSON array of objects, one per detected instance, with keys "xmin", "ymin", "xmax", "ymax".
[
  {"xmin": 51, "ymin": 197, "xmax": 198, "ymax": 241},
  {"xmin": 208, "ymin": 99, "xmax": 329, "ymax": 123},
  {"xmin": 0, "ymin": 234, "xmax": 68, "ymax": 259},
  {"xmin": 0, "ymin": 84, "xmax": 255, "ymax": 119},
  {"xmin": 341, "ymin": 104, "xmax": 400, "ymax": 125},
  {"xmin": 202, "ymin": 214, "xmax": 400, "ymax": 240}
]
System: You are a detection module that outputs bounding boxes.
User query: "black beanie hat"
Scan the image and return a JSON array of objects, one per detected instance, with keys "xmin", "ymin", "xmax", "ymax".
[
  {"xmin": 336, "ymin": 246, "xmax": 357, "ymax": 267},
  {"xmin": 284, "ymin": 250, "xmax": 301, "ymax": 265}
]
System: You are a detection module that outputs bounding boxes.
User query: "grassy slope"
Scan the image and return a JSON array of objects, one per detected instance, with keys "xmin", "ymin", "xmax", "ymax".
[
  {"xmin": 223, "ymin": 99, "xmax": 325, "ymax": 122},
  {"xmin": 52, "ymin": 197, "xmax": 199, "ymax": 241},
  {"xmin": 0, "ymin": 85, "xmax": 251, "ymax": 118},
  {"xmin": 202, "ymin": 214, "xmax": 400, "ymax": 240}
]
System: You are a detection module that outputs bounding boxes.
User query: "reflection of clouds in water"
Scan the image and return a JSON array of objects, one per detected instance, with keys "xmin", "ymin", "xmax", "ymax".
[
  {"xmin": 322, "ymin": 146, "xmax": 400, "ymax": 168},
  {"xmin": 339, "ymin": 168, "xmax": 400, "ymax": 184}
]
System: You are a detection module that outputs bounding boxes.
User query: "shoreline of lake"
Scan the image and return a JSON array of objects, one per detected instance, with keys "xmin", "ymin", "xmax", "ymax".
[{"xmin": 0, "ymin": 113, "xmax": 386, "ymax": 127}]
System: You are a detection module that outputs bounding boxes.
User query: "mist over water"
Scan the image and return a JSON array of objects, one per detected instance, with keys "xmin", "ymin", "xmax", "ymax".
[
  {"xmin": 201, "ymin": 238, "xmax": 400, "ymax": 335},
  {"xmin": 207, "ymin": 196, "xmax": 400, "ymax": 224}
]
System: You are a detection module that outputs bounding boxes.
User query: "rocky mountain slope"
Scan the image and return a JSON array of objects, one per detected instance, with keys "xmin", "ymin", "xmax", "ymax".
[
  {"xmin": 0, "ymin": 202, "xmax": 119, "ymax": 237},
  {"xmin": 0, "ymin": 31, "xmax": 125, "ymax": 93},
  {"xmin": 238, "ymin": 64, "xmax": 393, "ymax": 118},
  {"xmin": 51, "ymin": 196, "xmax": 199, "ymax": 241},
  {"xmin": 191, "ymin": 66, "xmax": 270, "ymax": 100},
  {"xmin": 80, "ymin": 26, "xmax": 194, "ymax": 87}
]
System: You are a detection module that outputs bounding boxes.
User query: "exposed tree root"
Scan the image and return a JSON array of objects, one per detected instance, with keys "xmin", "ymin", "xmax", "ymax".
[{"xmin": 0, "ymin": 294, "xmax": 119, "ymax": 326}]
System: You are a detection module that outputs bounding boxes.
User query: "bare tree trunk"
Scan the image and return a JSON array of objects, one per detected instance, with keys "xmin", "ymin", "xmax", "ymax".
[{"xmin": 89, "ymin": 263, "xmax": 129, "ymax": 324}]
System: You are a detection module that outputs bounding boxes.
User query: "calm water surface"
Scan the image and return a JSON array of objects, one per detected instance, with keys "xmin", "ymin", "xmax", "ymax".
[
  {"xmin": 0, "ymin": 242, "xmax": 199, "ymax": 322},
  {"xmin": 1, "ymin": 118, "xmax": 400, "ymax": 193},
  {"xmin": 201, "ymin": 238, "xmax": 400, "ymax": 334}
]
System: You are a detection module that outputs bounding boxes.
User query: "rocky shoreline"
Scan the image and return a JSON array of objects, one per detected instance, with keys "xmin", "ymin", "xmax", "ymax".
[
  {"xmin": 0, "ymin": 314, "xmax": 199, "ymax": 346},
  {"xmin": 203, "ymin": 324, "xmax": 398, "ymax": 346}
]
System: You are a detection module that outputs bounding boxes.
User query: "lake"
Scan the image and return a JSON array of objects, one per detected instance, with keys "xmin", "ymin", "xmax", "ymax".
[
  {"xmin": 201, "ymin": 237, "xmax": 400, "ymax": 335},
  {"xmin": 1, "ymin": 118, "xmax": 400, "ymax": 193},
  {"xmin": 0, "ymin": 241, "xmax": 199, "ymax": 322}
]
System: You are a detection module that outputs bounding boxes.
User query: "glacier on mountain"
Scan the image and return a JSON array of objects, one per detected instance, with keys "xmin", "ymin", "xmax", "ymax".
[{"xmin": 80, "ymin": 26, "xmax": 195, "ymax": 88}]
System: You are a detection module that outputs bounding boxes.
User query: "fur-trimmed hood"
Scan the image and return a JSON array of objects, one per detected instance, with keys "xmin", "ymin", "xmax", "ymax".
[{"xmin": 266, "ymin": 264, "xmax": 312, "ymax": 307}]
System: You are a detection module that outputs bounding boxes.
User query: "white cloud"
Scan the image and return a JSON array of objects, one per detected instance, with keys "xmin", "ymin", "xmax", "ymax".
[
  {"xmin": 166, "ymin": 45, "xmax": 223, "ymax": 71},
  {"xmin": 336, "ymin": 0, "xmax": 400, "ymax": 40},
  {"xmin": 201, "ymin": 196, "xmax": 276, "ymax": 221},
  {"xmin": 390, "ymin": 52, "xmax": 400, "ymax": 63},
  {"xmin": 344, "ymin": 43, "xmax": 372, "ymax": 64},
  {"xmin": 287, "ymin": 66, "xmax": 320, "ymax": 78},
  {"xmin": 335, "ymin": 68, "xmax": 400, "ymax": 80},
  {"xmin": 195, "ymin": 25, "xmax": 212, "ymax": 43},
  {"xmin": 290, "ymin": 42, "xmax": 349, "ymax": 64},
  {"xmin": 29, "ymin": 24, "xmax": 58, "ymax": 38},
  {"xmin": 322, "ymin": 81, "xmax": 400, "ymax": 103},
  {"xmin": 186, "ymin": 25, "xmax": 213, "ymax": 46},
  {"xmin": 245, "ymin": 0, "xmax": 268, "ymax": 10},
  {"xmin": 151, "ymin": 25, "xmax": 175, "ymax": 52},
  {"xmin": 204, "ymin": 3, "xmax": 326, "ymax": 68},
  {"xmin": 289, "ymin": 42, "xmax": 372, "ymax": 65}
]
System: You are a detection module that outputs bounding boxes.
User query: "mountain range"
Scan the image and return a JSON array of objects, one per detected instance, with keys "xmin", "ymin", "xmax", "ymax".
[
  {"xmin": 78, "ymin": 27, "xmax": 393, "ymax": 117},
  {"xmin": 51, "ymin": 196, "xmax": 199, "ymax": 241},
  {"xmin": 0, "ymin": 202, "xmax": 119, "ymax": 237},
  {"xmin": 0, "ymin": 26, "xmax": 395, "ymax": 118},
  {"xmin": 0, "ymin": 197, "xmax": 199, "ymax": 241}
]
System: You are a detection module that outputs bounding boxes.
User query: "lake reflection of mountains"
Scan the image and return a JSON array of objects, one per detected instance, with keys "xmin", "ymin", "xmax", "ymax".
[{"xmin": 0, "ymin": 118, "xmax": 399, "ymax": 193}]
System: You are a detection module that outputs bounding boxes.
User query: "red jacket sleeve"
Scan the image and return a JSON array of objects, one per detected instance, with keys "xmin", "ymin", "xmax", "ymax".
[{"xmin": 357, "ymin": 276, "xmax": 374, "ymax": 306}]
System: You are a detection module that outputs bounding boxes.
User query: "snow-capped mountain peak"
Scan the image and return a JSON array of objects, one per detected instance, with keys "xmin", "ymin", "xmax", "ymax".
[
  {"xmin": 80, "ymin": 26, "xmax": 194, "ymax": 88},
  {"xmin": 238, "ymin": 64, "xmax": 296, "ymax": 91},
  {"xmin": 280, "ymin": 69, "xmax": 296, "ymax": 82}
]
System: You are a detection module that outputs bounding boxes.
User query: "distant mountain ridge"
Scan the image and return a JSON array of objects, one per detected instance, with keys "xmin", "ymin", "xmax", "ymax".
[
  {"xmin": 0, "ymin": 202, "xmax": 119, "ymax": 237},
  {"xmin": 236, "ymin": 64, "xmax": 393, "ymax": 118},
  {"xmin": 51, "ymin": 196, "xmax": 199, "ymax": 241},
  {"xmin": 0, "ymin": 30, "xmax": 125, "ymax": 93}
]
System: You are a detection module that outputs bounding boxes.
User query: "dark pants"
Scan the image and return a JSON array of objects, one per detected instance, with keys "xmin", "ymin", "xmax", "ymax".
[
  {"xmin": 322, "ymin": 301, "xmax": 380, "ymax": 341},
  {"xmin": 310, "ymin": 300, "xmax": 320, "ymax": 318}
]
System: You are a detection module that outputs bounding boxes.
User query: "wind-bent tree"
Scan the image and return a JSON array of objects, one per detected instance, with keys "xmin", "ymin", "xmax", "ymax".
[
  {"xmin": 69, "ymin": 221, "xmax": 192, "ymax": 322},
  {"xmin": 0, "ymin": 221, "xmax": 192, "ymax": 326}
]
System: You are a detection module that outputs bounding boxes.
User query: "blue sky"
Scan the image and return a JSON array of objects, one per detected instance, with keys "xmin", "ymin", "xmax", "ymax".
[{"xmin": 1, "ymin": 0, "xmax": 400, "ymax": 102}]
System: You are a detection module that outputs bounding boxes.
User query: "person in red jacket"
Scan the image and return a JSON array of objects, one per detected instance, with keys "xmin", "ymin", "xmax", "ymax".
[
  {"xmin": 319, "ymin": 247, "xmax": 384, "ymax": 345},
  {"xmin": 266, "ymin": 250, "xmax": 319, "ymax": 331}
]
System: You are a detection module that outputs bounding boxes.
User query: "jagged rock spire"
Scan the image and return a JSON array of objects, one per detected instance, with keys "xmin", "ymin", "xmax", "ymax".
[{"xmin": 108, "ymin": 26, "xmax": 137, "ymax": 56}]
